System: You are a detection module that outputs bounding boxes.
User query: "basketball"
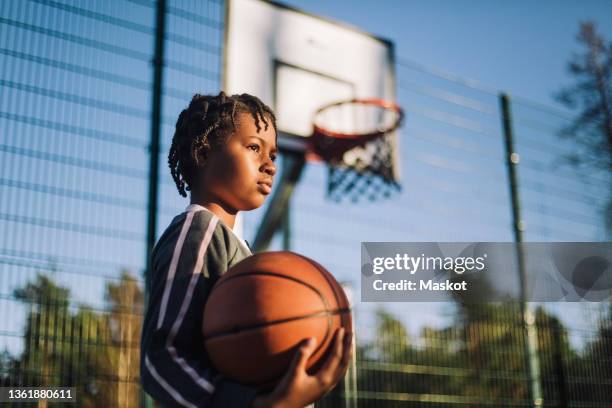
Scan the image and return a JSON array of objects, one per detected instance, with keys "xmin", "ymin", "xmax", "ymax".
[{"xmin": 202, "ymin": 251, "xmax": 352, "ymax": 387}]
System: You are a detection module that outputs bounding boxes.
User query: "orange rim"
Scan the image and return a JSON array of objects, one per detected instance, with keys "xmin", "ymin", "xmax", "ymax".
[{"xmin": 312, "ymin": 98, "xmax": 404, "ymax": 140}]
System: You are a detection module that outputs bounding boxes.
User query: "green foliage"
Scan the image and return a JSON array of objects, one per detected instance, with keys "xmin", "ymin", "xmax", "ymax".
[
  {"xmin": 555, "ymin": 21, "xmax": 612, "ymax": 237},
  {"xmin": 555, "ymin": 22, "xmax": 612, "ymax": 172},
  {"xmin": 354, "ymin": 302, "xmax": 611, "ymax": 407},
  {"xmin": 3, "ymin": 272, "xmax": 610, "ymax": 407},
  {"xmin": 2, "ymin": 271, "xmax": 143, "ymax": 407}
]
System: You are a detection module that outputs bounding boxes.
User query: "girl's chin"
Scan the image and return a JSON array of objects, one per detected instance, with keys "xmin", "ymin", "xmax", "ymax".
[{"xmin": 238, "ymin": 197, "xmax": 266, "ymax": 211}]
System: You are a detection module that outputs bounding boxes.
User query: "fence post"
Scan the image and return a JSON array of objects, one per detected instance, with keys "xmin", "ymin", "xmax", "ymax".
[
  {"xmin": 499, "ymin": 92, "xmax": 543, "ymax": 407},
  {"xmin": 552, "ymin": 319, "xmax": 568, "ymax": 407},
  {"xmin": 143, "ymin": 0, "xmax": 167, "ymax": 407}
]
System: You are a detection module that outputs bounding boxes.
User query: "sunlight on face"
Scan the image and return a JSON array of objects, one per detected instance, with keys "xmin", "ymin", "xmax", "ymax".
[{"xmin": 199, "ymin": 112, "xmax": 277, "ymax": 212}]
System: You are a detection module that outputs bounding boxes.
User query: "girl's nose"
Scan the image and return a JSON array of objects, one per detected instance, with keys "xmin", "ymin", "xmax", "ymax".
[{"xmin": 261, "ymin": 159, "xmax": 276, "ymax": 176}]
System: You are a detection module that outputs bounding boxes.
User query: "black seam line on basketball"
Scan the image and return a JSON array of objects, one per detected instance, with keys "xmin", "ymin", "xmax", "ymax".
[
  {"xmin": 203, "ymin": 308, "xmax": 351, "ymax": 342},
  {"xmin": 211, "ymin": 270, "xmax": 336, "ymax": 355},
  {"xmin": 291, "ymin": 255, "xmax": 348, "ymax": 353},
  {"xmin": 213, "ymin": 270, "xmax": 328, "ymax": 306},
  {"xmin": 293, "ymin": 254, "xmax": 348, "ymax": 322}
]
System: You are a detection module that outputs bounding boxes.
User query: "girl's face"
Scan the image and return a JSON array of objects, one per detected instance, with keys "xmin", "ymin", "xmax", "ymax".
[{"xmin": 199, "ymin": 113, "xmax": 277, "ymax": 212}]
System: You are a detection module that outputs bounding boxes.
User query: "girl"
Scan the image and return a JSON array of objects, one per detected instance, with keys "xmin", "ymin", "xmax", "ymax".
[{"xmin": 140, "ymin": 92, "xmax": 352, "ymax": 407}]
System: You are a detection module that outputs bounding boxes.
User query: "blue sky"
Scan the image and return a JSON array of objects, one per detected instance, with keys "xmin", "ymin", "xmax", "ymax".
[{"xmin": 282, "ymin": 0, "xmax": 612, "ymax": 108}]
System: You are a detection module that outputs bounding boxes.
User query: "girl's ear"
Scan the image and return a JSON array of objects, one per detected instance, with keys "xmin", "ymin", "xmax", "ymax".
[{"xmin": 197, "ymin": 151, "xmax": 208, "ymax": 167}]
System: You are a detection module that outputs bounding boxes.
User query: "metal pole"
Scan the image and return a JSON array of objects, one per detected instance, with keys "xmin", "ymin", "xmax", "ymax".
[
  {"xmin": 253, "ymin": 152, "xmax": 305, "ymax": 252},
  {"xmin": 342, "ymin": 284, "xmax": 358, "ymax": 408},
  {"xmin": 145, "ymin": 0, "xmax": 166, "ymax": 297},
  {"xmin": 552, "ymin": 320, "xmax": 568, "ymax": 408},
  {"xmin": 499, "ymin": 92, "xmax": 543, "ymax": 407},
  {"xmin": 282, "ymin": 202, "xmax": 291, "ymax": 250},
  {"xmin": 143, "ymin": 0, "xmax": 166, "ymax": 407}
]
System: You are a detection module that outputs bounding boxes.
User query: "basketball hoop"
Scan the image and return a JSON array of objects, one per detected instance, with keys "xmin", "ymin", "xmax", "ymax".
[{"xmin": 307, "ymin": 98, "xmax": 404, "ymax": 202}]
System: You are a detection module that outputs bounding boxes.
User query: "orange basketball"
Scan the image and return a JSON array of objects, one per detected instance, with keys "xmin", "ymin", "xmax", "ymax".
[{"xmin": 202, "ymin": 251, "xmax": 352, "ymax": 387}]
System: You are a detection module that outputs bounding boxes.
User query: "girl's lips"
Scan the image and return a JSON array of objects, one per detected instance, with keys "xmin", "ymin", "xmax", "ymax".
[{"xmin": 257, "ymin": 182, "xmax": 272, "ymax": 195}]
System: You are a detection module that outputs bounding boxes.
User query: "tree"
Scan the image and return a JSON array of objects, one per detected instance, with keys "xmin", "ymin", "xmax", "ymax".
[
  {"xmin": 553, "ymin": 23, "xmax": 612, "ymax": 401},
  {"xmin": 568, "ymin": 304, "xmax": 612, "ymax": 403},
  {"xmin": 104, "ymin": 270, "xmax": 144, "ymax": 408},
  {"xmin": 555, "ymin": 22, "xmax": 612, "ymax": 170},
  {"xmin": 554, "ymin": 21, "xmax": 612, "ymax": 234},
  {"xmin": 351, "ymin": 300, "xmax": 584, "ymax": 407},
  {"xmin": 6, "ymin": 271, "xmax": 144, "ymax": 407},
  {"xmin": 12, "ymin": 274, "xmax": 73, "ymax": 396}
]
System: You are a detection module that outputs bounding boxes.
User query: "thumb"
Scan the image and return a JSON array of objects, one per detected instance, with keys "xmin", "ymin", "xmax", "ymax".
[{"xmin": 287, "ymin": 337, "xmax": 317, "ymax": 377}]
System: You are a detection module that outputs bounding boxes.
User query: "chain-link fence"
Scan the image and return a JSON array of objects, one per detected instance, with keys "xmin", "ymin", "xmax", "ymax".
[{"xmin": 1, "ymin": 1, "xmax": 610, "ymax": 407}]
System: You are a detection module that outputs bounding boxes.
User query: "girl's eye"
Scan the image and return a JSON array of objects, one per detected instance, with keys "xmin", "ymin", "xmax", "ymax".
[
  {"xmin": 248, "ymin": 144, "xmax": 260, "ymax": 152},
  {"xmin": 270, "ymin": 154, "xmax": 277, "ymax": 162}
]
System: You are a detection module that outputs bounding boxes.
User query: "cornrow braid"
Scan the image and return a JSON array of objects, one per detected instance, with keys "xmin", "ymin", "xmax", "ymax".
[{"xmin": 168, "ymin": 91, "xmax": 277, "ymax": 197}]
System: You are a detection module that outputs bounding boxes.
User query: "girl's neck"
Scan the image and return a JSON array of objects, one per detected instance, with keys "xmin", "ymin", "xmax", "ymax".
[{"xmin": 190, "ymin": 198, "xmax": 237, "ymax": 229}]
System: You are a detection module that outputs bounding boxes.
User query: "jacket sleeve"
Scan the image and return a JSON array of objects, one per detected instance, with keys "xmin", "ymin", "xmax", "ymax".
[{"xmin": 140, "ymin": 211, "xmax": 260, "ymax": 407}]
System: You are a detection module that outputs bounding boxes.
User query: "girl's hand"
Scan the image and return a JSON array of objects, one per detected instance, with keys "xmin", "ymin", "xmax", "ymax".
[{"xmin": 252, "ymin": 328, "xmax": 352, "ymax": 408}]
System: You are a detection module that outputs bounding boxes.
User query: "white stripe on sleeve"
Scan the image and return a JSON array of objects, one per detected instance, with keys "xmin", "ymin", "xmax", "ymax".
[
  {"xmin": 164, "ymin": 215, "xmax": 218, "ymax": 392},
  {"xmin": 157, "ymin": 210, "xmax": 196, "ymax": 330},
  {"xmin": 145, "ymin": 355, "xmax": 199, "ymax": 408},
  {"xmin": 150, "ymin": 211, "xmax": 220, "ymax": 395}
]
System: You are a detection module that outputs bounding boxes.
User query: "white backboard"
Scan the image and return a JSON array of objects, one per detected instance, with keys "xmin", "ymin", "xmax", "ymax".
[{"xmin": 224, "ymin": 0, "xmax": 398, "ymax": 154}]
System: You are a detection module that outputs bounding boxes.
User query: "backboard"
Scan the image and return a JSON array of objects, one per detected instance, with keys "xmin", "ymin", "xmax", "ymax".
[{"xmin": 223, "ymin": 0, "xmax": 400, "ymax": 180}]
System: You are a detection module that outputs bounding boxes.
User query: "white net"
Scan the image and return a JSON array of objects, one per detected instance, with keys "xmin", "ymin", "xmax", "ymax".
[{"xmin": 312, "ymin": 101, "xmax": 403, "ymax": 202}]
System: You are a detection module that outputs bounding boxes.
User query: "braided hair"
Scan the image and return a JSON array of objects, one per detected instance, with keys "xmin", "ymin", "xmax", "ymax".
[{"xmin": 168, "ymin": 92, "xmax": 277, "ymax": 197}]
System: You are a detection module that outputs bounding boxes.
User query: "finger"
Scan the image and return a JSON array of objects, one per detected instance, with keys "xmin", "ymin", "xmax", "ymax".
[
  {"xmin": 331, "ymin": 331, "xmax": 352, "ymax": 378},
  {"xmin": 340, "ymin": 332, "xmax": 353, "ymax": 368},
  {"xmin": 316, "ymin": 328, "xmax": 345, "ymax": 376},
  {"xmin": 287, "ymin": 337, "xmax": 317, "ymax": 377}
]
